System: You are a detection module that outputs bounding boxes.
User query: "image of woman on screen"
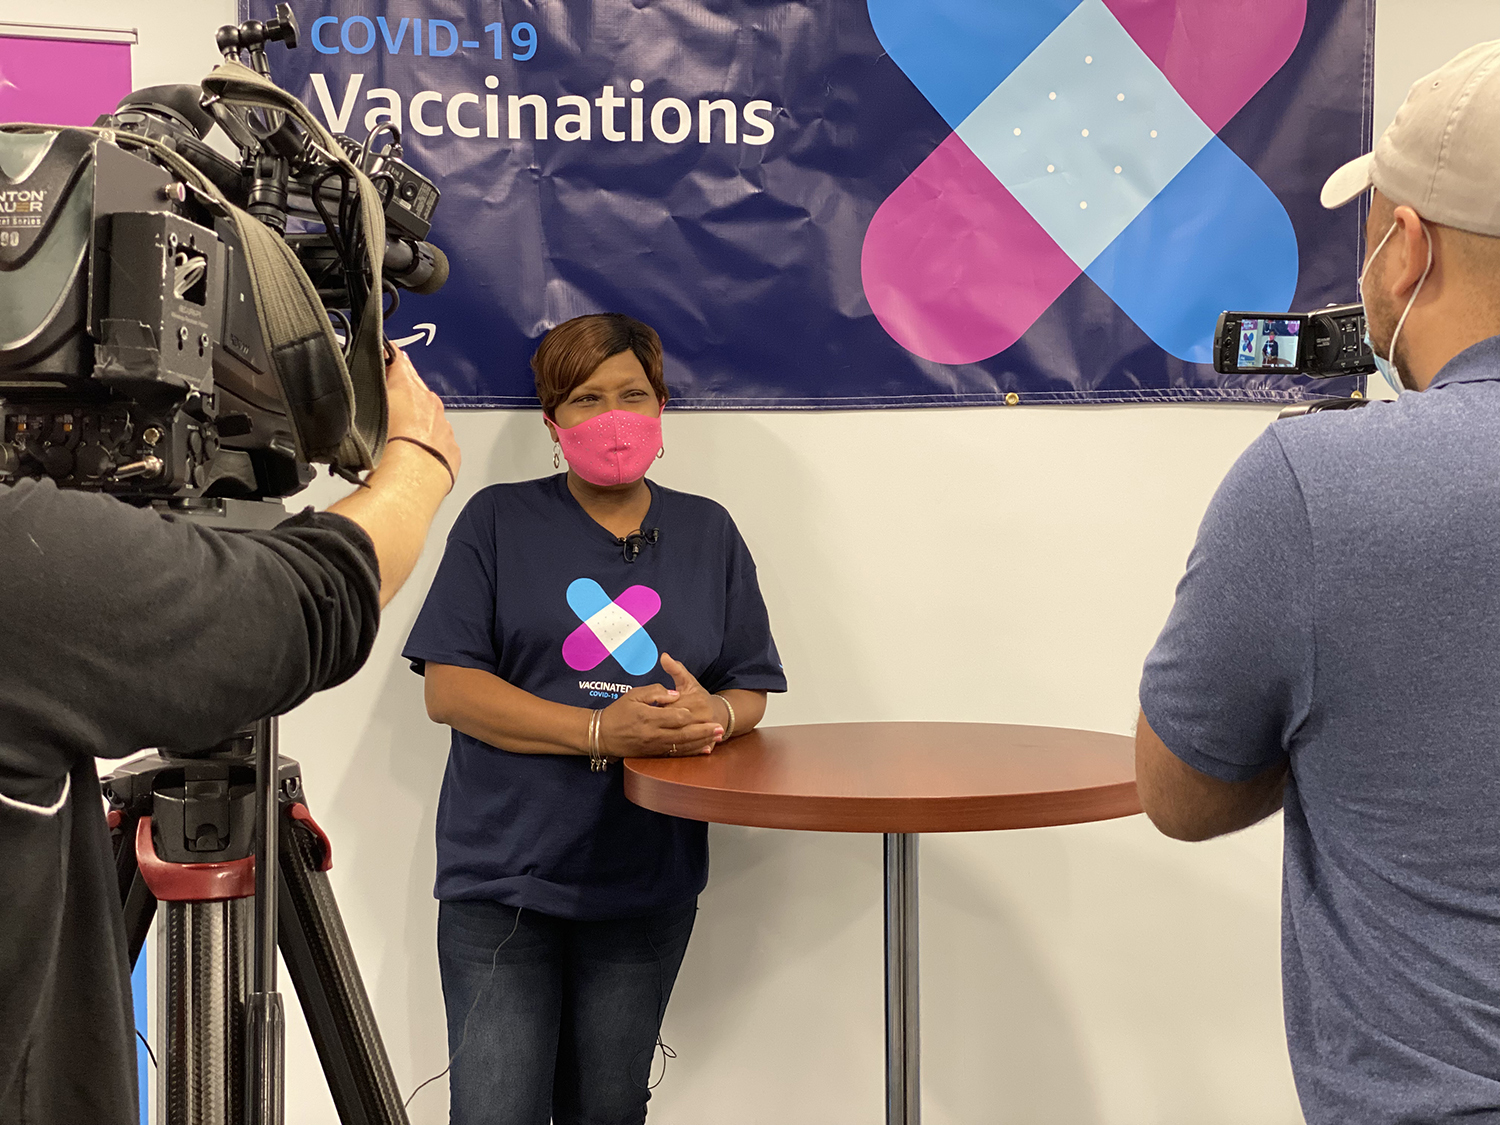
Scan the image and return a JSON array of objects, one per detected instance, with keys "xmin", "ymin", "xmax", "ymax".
[
  {"xmin": 1262, "ymin": 329, "xmax": 1281, "ymax": 365},
  {"xmin": 403, "ymin": 312, "xmax": 786, "ymax": 1125}
]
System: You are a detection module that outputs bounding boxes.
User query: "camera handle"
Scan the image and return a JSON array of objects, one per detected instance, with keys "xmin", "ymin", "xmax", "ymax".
[{"xmin": 1277, "ymin": 397, "xmax": 1370, "ymax": 419}]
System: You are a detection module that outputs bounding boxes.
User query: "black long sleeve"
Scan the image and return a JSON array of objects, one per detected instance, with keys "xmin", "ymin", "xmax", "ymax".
[{"xmin": 0, "ymin": 477, "xmax": 381, "ymax": 777}]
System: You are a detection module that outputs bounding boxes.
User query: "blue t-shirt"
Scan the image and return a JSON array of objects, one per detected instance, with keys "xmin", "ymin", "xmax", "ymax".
[
  {"xmin": 403, "ymin": 474, "xmax": 786, "ymax": 920},
  {"xmin": 1141, "ymin": 336, "xmax": 1500, "ymax": 1124}
]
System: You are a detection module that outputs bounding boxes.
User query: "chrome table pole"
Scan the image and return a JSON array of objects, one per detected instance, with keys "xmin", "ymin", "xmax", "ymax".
[{"xmin": 884, "ymin": 833, "xmax": 920, "ymax": 1125}]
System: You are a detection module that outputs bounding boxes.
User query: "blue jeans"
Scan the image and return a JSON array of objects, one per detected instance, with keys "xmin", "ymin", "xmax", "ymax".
[{"xmin": 437, "ymin": 898, "xmax": 697, "ymax": 1125}]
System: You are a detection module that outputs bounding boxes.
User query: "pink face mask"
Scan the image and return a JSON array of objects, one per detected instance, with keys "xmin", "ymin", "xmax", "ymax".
[{"xmin": 552, "ymin": 410, "xmax": 663, "ymax": 487}]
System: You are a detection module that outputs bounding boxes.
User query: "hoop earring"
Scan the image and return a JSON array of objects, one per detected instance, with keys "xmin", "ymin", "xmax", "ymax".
[
  {"xmin": 553, "ymin": 445, "xmax": 561, "ymax": 469},
  {"xmin": 656, "ymin": 445, "xmax": 665, "ymax": 460}
]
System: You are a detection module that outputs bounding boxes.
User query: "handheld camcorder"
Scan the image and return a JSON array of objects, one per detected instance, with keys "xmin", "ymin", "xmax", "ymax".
[
  {"xmin": 0, "ymin": 4, "xmax": 448, "ymax": 503},
  {"xmin": 1213, "ymin": 304, "xmax": 1375, "ymax": 379}
]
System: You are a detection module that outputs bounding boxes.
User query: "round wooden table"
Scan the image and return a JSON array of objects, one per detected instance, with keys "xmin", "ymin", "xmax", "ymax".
[{"xmin": 625, "ymin": 722, "xmax": 1139, "ymax": 1125}]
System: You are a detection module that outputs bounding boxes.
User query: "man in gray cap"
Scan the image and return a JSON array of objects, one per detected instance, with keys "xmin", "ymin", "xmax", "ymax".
[{"xmin": 1135, "ymin": 41, "xmax": 1500, "ymax": 1123}]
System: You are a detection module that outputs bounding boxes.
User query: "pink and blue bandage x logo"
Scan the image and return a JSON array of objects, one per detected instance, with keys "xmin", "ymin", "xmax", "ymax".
[
  {"xmin": 562, "ymin": 579, "xmax": 662, "ymax": 676},
  {"xmin": 861, "ymin": 0, "xmax": 1306, "ymax": 365}
]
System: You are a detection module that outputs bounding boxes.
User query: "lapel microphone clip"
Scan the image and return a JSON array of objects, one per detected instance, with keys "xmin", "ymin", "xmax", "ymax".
[{"xmin": 619, "ymin": 527, "xmax": 660, "ymax": 563}]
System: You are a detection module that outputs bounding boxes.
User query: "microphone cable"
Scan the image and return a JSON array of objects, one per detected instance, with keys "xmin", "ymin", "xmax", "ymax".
[{"xmin": 403, "ymin": 906, "xmax": 525, "ymax": 1111}]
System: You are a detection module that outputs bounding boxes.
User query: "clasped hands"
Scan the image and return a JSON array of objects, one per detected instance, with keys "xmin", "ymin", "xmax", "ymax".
[{"xmin": 597, "ymin": 653, "xmax": 726, "ymax": 759}]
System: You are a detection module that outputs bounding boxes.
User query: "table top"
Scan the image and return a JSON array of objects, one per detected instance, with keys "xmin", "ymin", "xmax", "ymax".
[{"xmin": 623, "ymin": 722, "xmax": 1140, "ymax": 834}]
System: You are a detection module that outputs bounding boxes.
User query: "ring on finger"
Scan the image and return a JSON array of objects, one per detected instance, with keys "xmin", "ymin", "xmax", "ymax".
[{"xmin": 670, "ymin": 744, "xmax": 678, "ymax": 756}]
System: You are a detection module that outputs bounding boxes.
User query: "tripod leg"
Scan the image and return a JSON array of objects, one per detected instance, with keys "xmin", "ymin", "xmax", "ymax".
[
  {"xmin": 123, "ymin": 868, "xmax": 157, "ymax": 969},
  {"xmin": 279, "ymin": 806, "xmax": 410, "ymax": 1125},
  {"xmin": 157, "ymin": 897, "xmax": 253, "ymax": 1125},
  {"xmin": 112, "ymin": 810, "xmax": 157, "ymax": 967},
  {"xmin": 247, "ymin": 716, "xmax": 285, "ymax": 1125}
]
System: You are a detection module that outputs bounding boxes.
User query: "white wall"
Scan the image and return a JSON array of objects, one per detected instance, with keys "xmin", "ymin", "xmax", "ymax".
[{"xmin": 18, "ymin": 2, "xmax": 1500, "ymax": 1121}]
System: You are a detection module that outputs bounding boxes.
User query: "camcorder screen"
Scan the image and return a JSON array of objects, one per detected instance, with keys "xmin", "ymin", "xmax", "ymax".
[{"xmin": 1235, "ymin": 318, "xmax": 1301, "ymax": 372}]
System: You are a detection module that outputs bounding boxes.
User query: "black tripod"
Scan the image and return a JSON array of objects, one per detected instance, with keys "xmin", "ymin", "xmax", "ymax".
[{"xmin": 105, "ymin": 715, "xmax": 410, "ymax": 1125}]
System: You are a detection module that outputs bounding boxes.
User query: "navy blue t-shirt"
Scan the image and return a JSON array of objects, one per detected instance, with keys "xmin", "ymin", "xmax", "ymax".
[
  {"xmin": 1141, "ymin": 336, "xmax": 1500, "ymax": 1123},
  {"xmin": 403, "ymin": 474, "xmax": 786, "ymax": 920}
]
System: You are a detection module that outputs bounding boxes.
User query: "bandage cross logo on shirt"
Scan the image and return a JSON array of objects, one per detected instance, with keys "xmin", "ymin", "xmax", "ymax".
[{"xmin": 562, "ymin": 578, "xmax": 662, "ymax": 675}]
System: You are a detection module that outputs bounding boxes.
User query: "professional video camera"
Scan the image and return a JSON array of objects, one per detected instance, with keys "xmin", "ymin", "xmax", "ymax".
[{"xmin": 0, "ymin": 3, "xmax": 448, "ymax": 503}]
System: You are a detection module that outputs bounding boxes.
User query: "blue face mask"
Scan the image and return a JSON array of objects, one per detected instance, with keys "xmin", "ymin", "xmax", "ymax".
[{"xmin": 1364, "ymin": 327, "xmax": 1403, "ymax": 395}]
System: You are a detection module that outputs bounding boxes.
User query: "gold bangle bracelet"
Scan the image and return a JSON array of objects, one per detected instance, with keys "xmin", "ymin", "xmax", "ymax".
[
  {"xmin": 589, "ymin": 709, "xmax": 608, "ymax": 772},
  {"xmin": 714, "ymin": 693, "xmax": 737, "ymax": 740}
]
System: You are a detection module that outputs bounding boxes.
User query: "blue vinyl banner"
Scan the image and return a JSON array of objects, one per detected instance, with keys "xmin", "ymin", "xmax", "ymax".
[{"xmin": 256, "ymin": 0, "xmax": 1374, "ymax": 408}]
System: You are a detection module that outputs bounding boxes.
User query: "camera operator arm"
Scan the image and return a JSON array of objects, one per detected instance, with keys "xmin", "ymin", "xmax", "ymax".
[
  {"xmin": 0, "ymin": 482, "xmax": 381, "ymax": 764},
  {"xmin": 1135, "ymin": 712, "xmax": 1289, "ymax": 840},
  {"xmin": 1134, "ymin": 430, "xmax": 1314, "ymax": 844},
  {"xmin": 327, "ymin": 348, "xmax": 460, "ymax": 607}
]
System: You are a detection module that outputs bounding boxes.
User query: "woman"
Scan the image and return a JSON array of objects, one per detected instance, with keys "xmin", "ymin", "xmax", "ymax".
[{"xmin": 403, "ymin": 313, "xmax": 785, "ymax": 1125}]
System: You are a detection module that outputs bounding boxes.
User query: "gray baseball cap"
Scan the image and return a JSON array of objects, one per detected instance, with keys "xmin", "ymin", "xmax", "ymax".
[{"xmin": 1322, "ymin": 40, "xmax": 1500, "ymax": 235}]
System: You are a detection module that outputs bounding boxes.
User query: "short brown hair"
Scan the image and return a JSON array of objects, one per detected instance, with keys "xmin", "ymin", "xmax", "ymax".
[{"xmin": 531, "ymin": 313, "xmax": 668, "ymax": 416}]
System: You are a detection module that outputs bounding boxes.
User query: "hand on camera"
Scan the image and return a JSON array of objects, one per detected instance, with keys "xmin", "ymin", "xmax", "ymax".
[
  {"xmin": 599, "ymin": 672, "xmax": 723, "ymax": 758},
  {"xmin": 384, "ymin": 345, "xmax": 462, "ymax": 486}
]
